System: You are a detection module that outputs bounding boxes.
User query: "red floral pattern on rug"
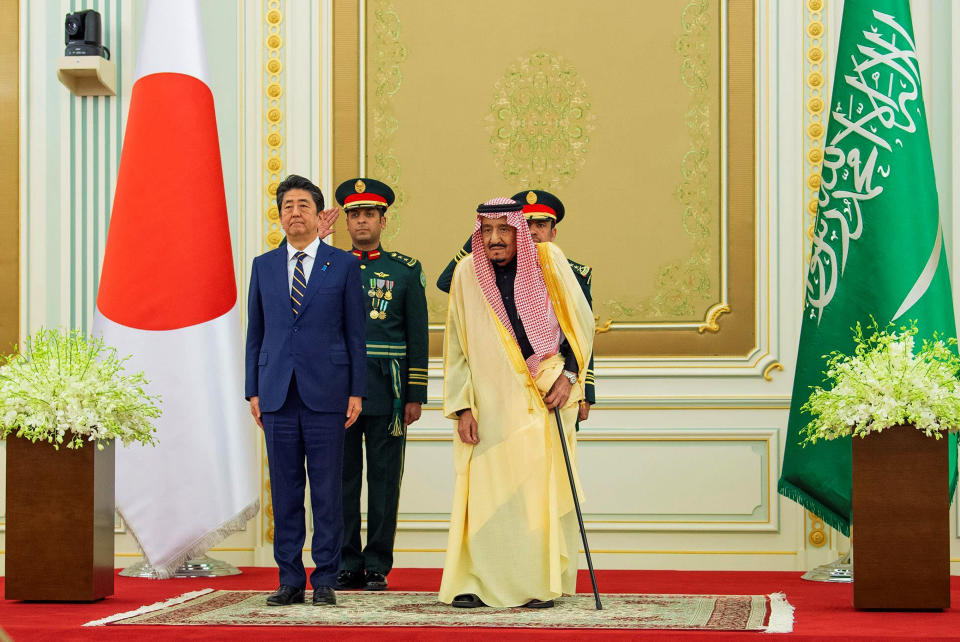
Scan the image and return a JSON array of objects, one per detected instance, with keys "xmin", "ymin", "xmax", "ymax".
[{"xmin": 108, "ymin": 591, "xmax": 774, "ymax": 630}]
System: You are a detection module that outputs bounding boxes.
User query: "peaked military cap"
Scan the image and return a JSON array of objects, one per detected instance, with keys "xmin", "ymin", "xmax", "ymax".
[
  {"xmin": 511, "ymin": 189, "xmax": 565, "ymax": 224},
  {"xmin": 335, "ymin": 177, "xmax": 396, "ymax": 210}
]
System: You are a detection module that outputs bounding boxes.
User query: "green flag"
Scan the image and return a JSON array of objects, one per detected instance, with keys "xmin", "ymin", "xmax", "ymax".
[{"xmin": 778, "ymin": 0, "xmax": 958, "ymax": 535}]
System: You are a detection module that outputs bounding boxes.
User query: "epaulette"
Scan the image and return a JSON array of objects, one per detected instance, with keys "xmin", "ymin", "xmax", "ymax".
[
  {"xmin": 568, "ymin": 258, "xmax": 592, "ymax": 278},
  {"xmin": 388, "ymin": 251, "xmax": 420, "ymax": 268}
]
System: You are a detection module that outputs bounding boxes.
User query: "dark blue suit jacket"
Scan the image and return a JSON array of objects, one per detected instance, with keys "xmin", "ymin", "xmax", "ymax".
[{"xmin": 245, "ymin": 241, "xmax": 366, "ymax": 413}]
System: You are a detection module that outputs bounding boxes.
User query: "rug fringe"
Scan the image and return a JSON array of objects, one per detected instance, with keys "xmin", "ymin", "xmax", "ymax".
[
  {"xmin": 82, "ymin": 588, "xmax": 214, "ymax": 626},
  {"xmin": 763, "ymin": 592, "xmax": 794, "ymax": 634}
]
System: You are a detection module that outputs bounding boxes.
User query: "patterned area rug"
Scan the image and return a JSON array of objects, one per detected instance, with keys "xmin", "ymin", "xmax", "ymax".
[{"xmin": 85, "ymin": 589, "xmax": 793, "ymax": 632}]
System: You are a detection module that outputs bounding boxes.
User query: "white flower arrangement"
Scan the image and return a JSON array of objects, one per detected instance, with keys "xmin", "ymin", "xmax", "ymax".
[
  {"xmin": 802, "ymin": 320, "xmax": 960, "ymax": 445},
  {"xmin": 0, "ymin": 329, "xmax": 161, "ymax": 450}
]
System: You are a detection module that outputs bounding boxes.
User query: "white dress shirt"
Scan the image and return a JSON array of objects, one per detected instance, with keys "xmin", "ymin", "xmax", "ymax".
[{"xmin": 287, "ymin": 237, "xmax": 321, "ymax": 294}]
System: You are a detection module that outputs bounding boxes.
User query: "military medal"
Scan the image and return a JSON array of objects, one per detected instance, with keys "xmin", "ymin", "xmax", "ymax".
[
  {"xmin": 368, "ymin": 289, "xmax": 376, "ymax": 297},
  {"xmin": 378, "ymin": 311, "xmax": 386, "ymax": 319},
  {"xmin": 370, "ymin": 309, "xmax": 379, "ymax": 319},
  {"xmin": 384, "ymin": 290, "xmax": 392, "ymax": 300}
]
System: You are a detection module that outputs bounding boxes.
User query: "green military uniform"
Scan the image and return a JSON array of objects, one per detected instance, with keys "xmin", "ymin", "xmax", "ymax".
[
  {"xmin": 435, "ymin": 190, "xmax": 596, "ymax": 405},
  {"xmin": 335, "ymin": 179, "xmax": 429, "ymax": 581}
]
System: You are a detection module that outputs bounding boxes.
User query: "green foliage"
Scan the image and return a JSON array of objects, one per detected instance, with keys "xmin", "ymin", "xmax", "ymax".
[
  {"xmin": 0, "ymin": 329, "xmax": 161, "ymax": 450},
  {"xmin": 802, "ymin": 319, "xmax": 960, "ymax": 445}
]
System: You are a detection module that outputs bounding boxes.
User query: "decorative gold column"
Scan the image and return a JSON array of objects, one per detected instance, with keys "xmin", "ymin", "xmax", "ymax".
[
  {"xmin": 0, "ymin": 0, "xmax": 18, "ymax": 352},
  {"xmin": 804, "ymin": 0, "xmax": 828, "ymax": 258},
  {"xmin": 260, "ymin": 0, "xmax": 287, "ymax": 544},
  {"xmin": 263, "ymin": 1, "xmax": 286, "ymax": 251}
]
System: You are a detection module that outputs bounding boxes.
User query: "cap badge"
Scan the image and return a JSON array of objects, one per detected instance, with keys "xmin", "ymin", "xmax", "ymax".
[
  {"xmin": 355, "ymin": 179, "xmax": 366, "ymax": 193},
  {"xmin": 526, "ymin": 191, "xmax": 537, "ymax": 205}
]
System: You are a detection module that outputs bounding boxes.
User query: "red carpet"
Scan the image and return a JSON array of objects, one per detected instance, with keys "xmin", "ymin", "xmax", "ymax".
[{"xmin": 2, "ymin": 568, "xmax": 960, "ymax": 640}]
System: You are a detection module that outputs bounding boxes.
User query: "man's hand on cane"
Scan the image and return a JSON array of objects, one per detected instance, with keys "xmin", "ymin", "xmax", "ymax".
[
  {"xmin": 544, "ymin": 373, "xmax": 573, "ymax": 409},
  {"xmin": 457, "ymin": 409, "xmax": 479, "ymax": 444}
]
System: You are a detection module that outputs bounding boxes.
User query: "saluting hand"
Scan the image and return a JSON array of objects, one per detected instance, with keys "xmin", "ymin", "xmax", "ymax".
[
  {"xmin": 457, "ymin": 409, "xmax": 479, "ymax": 445},
  {"xmin": 318, "ymin": 207, "xmax": 340, "ymax": 239},
  {"xmin": 345, "ymin": 395, "xmax": 362, "ymax": 428}
]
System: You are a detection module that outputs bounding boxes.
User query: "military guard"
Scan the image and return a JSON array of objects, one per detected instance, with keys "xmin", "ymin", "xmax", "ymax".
[
  {"xmin": 436, "ymin": 190, "xmax": 595, "ymax": 419},
  {"xmin": 334, "ymin": 178, "xmax": 429, "ymax": 591}
]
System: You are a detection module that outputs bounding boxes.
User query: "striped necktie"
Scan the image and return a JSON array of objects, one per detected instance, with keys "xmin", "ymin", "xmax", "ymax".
[{"xmin": 291, "ymin": 251, "xmax": 308, "ymax": 315}]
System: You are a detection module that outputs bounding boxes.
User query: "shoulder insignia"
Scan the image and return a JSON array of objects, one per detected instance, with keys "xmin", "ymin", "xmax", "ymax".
[
  {"xmin": 389, "ymin": 251, "xmax": 420, "ymax": 268},
  {"xmin": 568, "ymin": 259, "xmax": 592, "ymax": 278}
]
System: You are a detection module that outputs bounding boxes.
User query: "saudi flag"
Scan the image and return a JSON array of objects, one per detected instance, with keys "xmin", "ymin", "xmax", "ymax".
[{"xmin": 778, "ymin": 0, "xmax": 958, "ymax": 535}]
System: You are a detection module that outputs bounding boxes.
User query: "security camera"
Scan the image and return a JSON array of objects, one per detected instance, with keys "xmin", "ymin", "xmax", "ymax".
[{"xmin": 64, "ymin": 10, "xmax": 110, "ymax": 60}]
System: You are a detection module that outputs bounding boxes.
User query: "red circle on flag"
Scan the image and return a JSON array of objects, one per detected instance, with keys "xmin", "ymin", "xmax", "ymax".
[{"xmin": 97, "ymin": 73, "xmax": 237, "ymax": 330}]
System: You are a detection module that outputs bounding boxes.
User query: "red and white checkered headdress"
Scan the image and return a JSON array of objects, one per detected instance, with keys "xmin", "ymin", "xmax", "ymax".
[{"xmin": 472, "ymin": 197, "xmax": 560, "ymax": 375}]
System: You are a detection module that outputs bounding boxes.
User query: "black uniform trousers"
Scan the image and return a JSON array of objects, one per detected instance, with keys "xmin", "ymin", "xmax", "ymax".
[{"xmin": 340, "ymin": 413, "xmax": 406, "ymax": 574}]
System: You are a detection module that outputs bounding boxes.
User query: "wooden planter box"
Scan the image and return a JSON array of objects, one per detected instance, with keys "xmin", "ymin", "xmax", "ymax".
[
  {"xmin": 5, "ymin": 437, "xmax": 115, "ymax": 601},
  {"xmin": 852, "ymin": 425, "xmax": 949, "ymax": 610}
]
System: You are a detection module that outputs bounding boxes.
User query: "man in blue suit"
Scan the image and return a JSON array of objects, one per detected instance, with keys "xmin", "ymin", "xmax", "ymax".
[{"xmin": 245, "ymin": 174, "xmax": 366, "ymax": 606}]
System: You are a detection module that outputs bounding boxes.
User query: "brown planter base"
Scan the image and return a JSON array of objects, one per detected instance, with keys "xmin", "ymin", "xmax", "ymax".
[
  {"xmin": 852, "ymin": 426, "xmax": 949, "ymax": 610},
  {"xmin": 5, "ymin": 437, "xmax": 115, "ymax": 601}
]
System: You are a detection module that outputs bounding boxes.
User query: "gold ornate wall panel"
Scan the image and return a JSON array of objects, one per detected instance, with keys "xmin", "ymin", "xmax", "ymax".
[
  {"xmin": 0, "ymin": 0, "xmax": 17, "ymax": 354},
  {"xmin": 331, "ymin": 0, "xmax": 360, "ymax": 242},
  {"xmin": 333, "ymin": 0, "xmax": 756, "ymax": 358}
]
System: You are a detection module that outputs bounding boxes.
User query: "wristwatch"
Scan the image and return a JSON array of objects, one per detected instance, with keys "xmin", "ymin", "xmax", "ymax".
[{"xmin": 562, "ymin": 370, "xmax": 577, "ymax": 385}]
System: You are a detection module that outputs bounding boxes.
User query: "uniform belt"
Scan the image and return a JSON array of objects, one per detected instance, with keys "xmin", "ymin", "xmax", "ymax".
[
  {"xmin": 365, "ymin": 341, "xmax": 407, "ymax": 437},
  {"xmin": 366, "ymin": 341, "xmax": 406, "ymax": 359}
]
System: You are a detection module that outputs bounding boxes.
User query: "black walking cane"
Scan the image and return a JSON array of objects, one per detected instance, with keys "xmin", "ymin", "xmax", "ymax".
[{"xmin": 553, "ymin": 406, "xmax": 602, "ymax": 610}]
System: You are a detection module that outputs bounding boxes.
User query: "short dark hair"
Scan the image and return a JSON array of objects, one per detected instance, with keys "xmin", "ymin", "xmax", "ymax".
[
  {"xmin": 276, "ymin": 174, "xmax": 324, "ymax": 212},
  {"xmin": 529, "ymin": 218, "xmax": 556, "ymax": 229},
  {"xmin": 347, "ymin": 205, "xmax": 387, "ymax": 218}
]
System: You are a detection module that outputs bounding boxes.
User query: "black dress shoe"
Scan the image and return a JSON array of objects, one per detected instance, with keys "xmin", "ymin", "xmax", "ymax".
[
  {"xmin": 451, "ymin": 593, "xmax": 486, "ymax": 608},
  {"xmin": 266, "ymin": 585, "xmax": 305, "ymax": 606},
  {"xmin": 364, "ymin": 570, "xmax": 388, "ymax": 591},
  {"xmin": 336, "ymin": 569, "xmax": 366, "ymax": 590},
  {"xmin": 312, "ymin": 586, "xmax": 337, "ymax": 605},
  {"xmin": 522, "ymin": 598, "xmax": 555, "ymax": 608}
]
